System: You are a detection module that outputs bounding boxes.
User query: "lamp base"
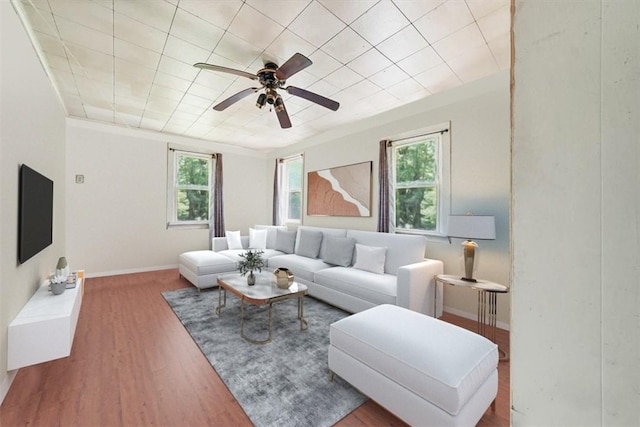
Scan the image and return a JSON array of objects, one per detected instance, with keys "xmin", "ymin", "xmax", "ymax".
[{"xmin": 460, "ymin": 277, "xmax": 478, "ymax": 283}]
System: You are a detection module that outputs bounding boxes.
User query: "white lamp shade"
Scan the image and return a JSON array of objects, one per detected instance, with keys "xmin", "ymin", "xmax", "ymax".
[{"xmin": 447, "ymin": 215, "xmax": 496, "ymax": 240}]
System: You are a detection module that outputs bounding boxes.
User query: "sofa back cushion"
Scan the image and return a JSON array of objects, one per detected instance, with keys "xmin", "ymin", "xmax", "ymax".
[
  {"xmin": 296, "ymin": 226, "xmax": 347, "ymax": 260},
  {"xmin": 346, "ymin": 230, "xmax": 427, "ymax": 274},
  {"xmin": 254, "ymin": 225, "xmax": 287, "ymax": 249},
  {"xmin": 275, "ymin": 230, "xmax": 297, "ymax": 254},
  {"xmin": 322, "ymin": 236, "xmax": 356, "ymax": 267},
  {"xmin": 295, "ymin": 229, "xmax": 323, "ymax": 258}
]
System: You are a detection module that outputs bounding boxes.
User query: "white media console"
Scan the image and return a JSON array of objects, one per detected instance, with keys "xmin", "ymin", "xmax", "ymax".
[{"xmin": 7, "ymin": 271, "xmax": 84, "ymax": 370}]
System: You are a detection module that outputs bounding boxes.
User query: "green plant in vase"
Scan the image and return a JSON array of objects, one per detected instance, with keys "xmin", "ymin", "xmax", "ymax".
[{"xmin": 238, "ymin": 250, "xmax": 265, "ymax": 286}]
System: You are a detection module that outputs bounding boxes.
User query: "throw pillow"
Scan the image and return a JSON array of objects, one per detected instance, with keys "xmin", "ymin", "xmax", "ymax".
[
  {"xmin": 275, "ymin": 230, "xmax": 297, "ymax": 254},
  {"xmin": 225, "ymin": 230, "xmax": 243, "ymax": 250},
  {"xmin": 322, "ymin": 236, "xmax": 356, "ymax": 267},
  {"xmin": 352, "ymin": 244, "xmax": 387, "ymax": 274},
  {"xmin": 295, "ymin": 229, "xmax": 323, "ymax": 259},
  {"xmin": 249, "ymin": 228, "xmax": 268, "ymax": 250}
]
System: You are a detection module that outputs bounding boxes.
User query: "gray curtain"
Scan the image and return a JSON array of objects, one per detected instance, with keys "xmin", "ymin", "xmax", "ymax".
[
  {"xmin": 209, "ymin": 153, "xmax": 224, "ymax": 247},
  {"xmin": 377, "ymin": 140, "xmax": 391, "ymax": 233},
  {"xmin": 272, "ymin": 158, "xmax": 281, "ymax": 225}
]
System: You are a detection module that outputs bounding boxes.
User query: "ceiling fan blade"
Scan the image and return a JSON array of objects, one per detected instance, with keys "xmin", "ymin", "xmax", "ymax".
[
  {"xmin": 286, "ymin": 86, "xmax": 340, "ymax": 111},
  {"xmin": 275, "ymin": 99, "xmax": 292, "ymax": 129},
  {"xmin": 194, "ymin": 62, "xmax": 258, "ymax": 81},
  {"xmin": 275, "ymin": 53, "xmax": 312, "ymax": 81},
  {"xmin": 213, "ymin": 88, "xmax": 259, "ymax": 111}
]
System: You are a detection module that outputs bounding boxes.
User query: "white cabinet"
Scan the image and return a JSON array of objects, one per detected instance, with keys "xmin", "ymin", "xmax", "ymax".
[{"xmin": 7, "ymin": 271, "xmax": 84, "ymax": 370}]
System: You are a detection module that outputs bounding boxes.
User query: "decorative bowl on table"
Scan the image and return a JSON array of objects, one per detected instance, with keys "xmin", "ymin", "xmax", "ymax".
[{"xmin": 272, "ymin": 268, "xmax": 294, "ymax": 289}]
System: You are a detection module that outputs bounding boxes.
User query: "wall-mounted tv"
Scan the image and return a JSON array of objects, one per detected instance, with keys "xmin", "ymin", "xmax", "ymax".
[{"xmin": 18, "ymin": 164, "xmax": 54, "ymax": 264}]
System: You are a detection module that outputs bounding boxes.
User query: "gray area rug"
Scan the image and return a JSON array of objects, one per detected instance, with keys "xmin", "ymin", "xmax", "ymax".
[{"xmin": 162, "ymin": 287, "xmax": 367, "ymax": 427}]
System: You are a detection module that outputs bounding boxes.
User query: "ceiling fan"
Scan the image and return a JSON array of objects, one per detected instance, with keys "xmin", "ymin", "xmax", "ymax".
[{"xmin": 193, "ymin": 53, "xmax": 340, "ymax": 129}]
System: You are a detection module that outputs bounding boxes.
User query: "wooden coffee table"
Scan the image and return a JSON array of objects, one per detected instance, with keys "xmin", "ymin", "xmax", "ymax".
[{"xmin": 216, "ymin": 271, "xmax": 308, "ymax": 344}]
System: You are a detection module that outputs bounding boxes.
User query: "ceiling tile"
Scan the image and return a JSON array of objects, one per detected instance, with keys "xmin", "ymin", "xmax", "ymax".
[
  {"xmin": 22, "ymin": 6, "xmax": 58, "ymax": 37},
  {"xmin": 466, "ymin": 0, "xmax": 509, "ymax": 20},
  {"xmin": 288, "ymin": 1, "xmax": 346, "ymax": 47},
  {"xmin": 391, "ymin": 0, "xmax": 446, "ymax": 21},
  {"xmin": 350, "ymin": 0, "xmax": 409, "ymax": 46},
  {"xmin": 414, "ymin": 0, "xmax": 474, "ymax": 43},
  {"xmin": 477, "ymin": 5, "xmax": 510, "ymax": 43},
  {"xmin": 56, "ymin": 16, "xmax": 113, "ymax": 55},
  {"xmin": 146, "ymin": 93, "xmax": 180, "ymax": 114},
  {"xmin": 304, "ymin": 79, "xmax": 341, "ymax": 99},
  {"xmin": 368, "ymin": 64, "xmax": 410, "ymax": 88},
  {"xmin": 181, "ymin": 93, "xmax": 214, "ymax": 109},
  {"xmin": 317, "ymin": 0, "xmax": 377, "ymax": 24},
  {"xmin": 187, "ymin": 83, "xmax": 225, "ymax": 102},
  {"xmin": 323, "ymin": 66, "xmax": 364, "ymax": 90},
  {"xmin": 85, "ymin": 106, "xmax": 115, "ymax": 123},
  {"xmin": 447, "ymin": 44, "xmax": 498, "ymax": 83},
  {"xmin": 61, "ymin": 92, "xmax": 86, "ymax": 117},
  {"xmin": 114, "ymin": 0, "xmax": 176, "ymax": 33},
  {"xmin": 376, "ymin": 24, "xmax": 428, "ymax": 63},
  {"xmin": 171, "ymin": 8, "xmax": 225, "ymax": 51},
  {"xmin": 213, "ymin": 32, "xmax": 263, "ymax": 69},
  {"xmin": 49, "ymin": 0, "xmax": 113, "ymax": 34},
  {"xmin": 227, "ymin": 4, "xmax": 284, "ymax": 50},
  {"xmin": 114, "ymin": 13, "xmax": 167, "ymax": 53},
  {"xmin": 65, "ymin": 42, "xmax": 113, "ymax": 79},
  {"xmin": 347, "ymin": 48, "xmax": 392, "ymax": 78},
  {"xmin": 140, "ymin": 116, "xmax": 168, "ymax": 131},
  {"xmin": 245, "ymin": 0, "xmax": 312, "ymax": 27},
  {"xmin": 156, "ymin": 55, "xmax": 198, "ymax": 81},
  {"xmin": 53, "ymin": 70, "xmax": 80, "ymax": 94},
  {"xmin": 385, "ymin": 78, "xmax": 431, "ymax": 101},
  {"xmin": 45, "ymin": 54, "xmax": 72, "ymax": 73},
  {"xmin": 178, "ymin": 0, "xmax": 243, "ymax": 30},
  {"xmin": 35, "ymin": 31, "xmax": 68, "ymax": 57},
  {"xmin": 264, "ymin": 30, "xmax": 316, "ymax": 65},
  {"xmin": 432, "ymin": 23, "xmax": 486, "ymax": 63},
  {"xmin": 307, "ymin": 49, "xmax": 343, "ymax": 78},
  {"xmin": 163, "ymin": 36, "xmax": 212, "ymax": 67},
  {"xmin": 149, "ymin": 84, "xmax": 185, "ymax": 102},
  {"xmin": 115, "ymin": 39, "xmax": 162, "ymax": 70},
  {"xmin": 488, "ymin": 35, "xmax": 510, "ymax": 70},
  {"xmin": 396, "ymin": 46, "xmax": 443, "ymax": 75},
  {"xmin": 154, "ymin": 71, "xmax": 193, "ymax": 92},
  {"xmin": 413, "ymin": 62, "xmax": 461, "ymax": 93},
  {"xmin": 342, "ymin": 78, "xmax": 382, "ymax": 100},
  {"xmin": 321, "ymin": 27, "xmax": 370, "ymax": 64},
  {"xmin": 360, "ymin": 90, "xmax": 401, "ymax": 112}
]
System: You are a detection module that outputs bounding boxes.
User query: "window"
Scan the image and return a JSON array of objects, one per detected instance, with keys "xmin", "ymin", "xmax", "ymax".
[
  {"xmin": 167, "ymin": 147, "xmax": 214, "ymax": 227},
  {"xmin": 390, "ymin": 125, "xmax": 450, "ymax": 236},
  {"xmin": 281, "ymin": 155, "xmax": 303, "ymax": 223}
]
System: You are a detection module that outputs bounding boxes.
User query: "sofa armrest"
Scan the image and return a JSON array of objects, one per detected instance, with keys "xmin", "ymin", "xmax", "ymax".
[
  {"xmin": 396, "ymin": 258, "xmax": 444, "ymax": 317},
  {"xmin": 212, "ymin": 236, "xmax": 249, "ymax": 252}
]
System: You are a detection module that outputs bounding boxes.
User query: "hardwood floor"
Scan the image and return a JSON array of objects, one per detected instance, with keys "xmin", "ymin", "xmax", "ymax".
[{"xmin": 0, "ymin": 269, "xmax": 510, "ymax": 426}]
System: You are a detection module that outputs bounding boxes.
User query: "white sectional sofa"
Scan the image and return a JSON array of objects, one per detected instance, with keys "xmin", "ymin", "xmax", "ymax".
[{"xmin": 180, "ymin": 225, "xmax": 443, "ymax": 317}]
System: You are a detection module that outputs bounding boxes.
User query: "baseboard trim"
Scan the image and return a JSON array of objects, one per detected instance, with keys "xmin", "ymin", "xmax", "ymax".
[
  {"xmin": 443, "ymin": 306, "xmax": 510, "ymax": 331},
  {"xmin": 86, "ymin": 264, "xmax": 178, "ymax": 278},
  {"xmin": 0, "ymin": 370, "xmax": 17, "ymax": 406}
]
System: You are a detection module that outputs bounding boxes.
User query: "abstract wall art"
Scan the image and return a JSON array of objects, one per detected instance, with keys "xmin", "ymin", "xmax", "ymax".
[{"xmin": 307, "ymin": 161, "xmax": 372, "ymax": 217}]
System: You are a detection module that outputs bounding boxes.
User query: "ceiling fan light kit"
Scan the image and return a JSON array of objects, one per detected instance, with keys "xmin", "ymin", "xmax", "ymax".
[{"xmin": 194, "ymin": 53, "xmax": 340, "ymax": 129}]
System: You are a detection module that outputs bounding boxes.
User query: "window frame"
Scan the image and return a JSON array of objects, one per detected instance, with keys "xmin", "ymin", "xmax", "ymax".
[
  {"xmin": 389, "ymin": 123, "xmax": 451, "ymax": 239},
  {"xmin": 280, "ymin": 154, "xmax": 304, "ymax": 225},
  {"xmin": 166, "ymin": 145, "xmax": 215, "ymax": 229}
]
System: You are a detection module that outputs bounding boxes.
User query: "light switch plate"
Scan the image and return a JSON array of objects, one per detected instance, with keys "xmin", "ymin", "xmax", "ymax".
[{"xmin": 75, "ymin": 174, "xmax": 84, "ymax": 184}]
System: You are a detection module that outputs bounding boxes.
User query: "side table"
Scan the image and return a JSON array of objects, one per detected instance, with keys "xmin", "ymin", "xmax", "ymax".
[{"xmin": 435, "ymin": 274, "xmax": 509, "ymax": 361}]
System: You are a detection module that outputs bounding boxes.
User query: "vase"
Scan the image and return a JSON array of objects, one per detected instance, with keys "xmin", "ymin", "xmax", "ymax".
[
  {"xmin": 56, "ymin": 256, "xmax": 69, "ymax": 280},
  {"xmin": 247, "ymin": 271, "xmax": 256, "ymax": 286},
  {"xmin": 50, "ymin": 280, "xmax": 66, "ymax": 295},
  {"xmin": 273, "ymin": 267, "xmax": 294, "ymax": 289}
]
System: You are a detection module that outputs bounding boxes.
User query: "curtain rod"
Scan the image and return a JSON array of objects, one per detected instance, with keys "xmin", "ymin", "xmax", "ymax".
[
  {"xmin": 386, "ymin": 128, "xmax": 449, "ymax": 146},
  {"xmin": 169, "ymin": 147, "xmax": 216, "ymax": 158}
]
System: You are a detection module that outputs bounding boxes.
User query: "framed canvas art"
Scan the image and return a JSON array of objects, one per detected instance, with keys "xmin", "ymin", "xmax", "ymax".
[{"xmin": 307, "ymin": 161, "xmax": 372, "ymax": 217}]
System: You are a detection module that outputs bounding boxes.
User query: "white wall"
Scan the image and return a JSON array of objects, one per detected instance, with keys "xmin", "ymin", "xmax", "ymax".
[
  {"xmin": 0, "ymin": 1, "xmax": 67, "ymax": 402},
  {"xmin": 512, "ymin": 1, "xmax": 639, "ymax": 424},
  {"xmin": 271, "ymin": 72, "xmax": 511, "ymax": 326},
  {"xmin": 65, "ymin": 120, "xmax": 269, "ymax": 276}
]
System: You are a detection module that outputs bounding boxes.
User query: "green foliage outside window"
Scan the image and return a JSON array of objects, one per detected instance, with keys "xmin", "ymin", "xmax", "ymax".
[
  {"xmin": 176, "ymin": 155, "xmax": 210, "ymax": 221},
  {"xmin": 394, "ymin": 139, "xmax": 438, "ymax": 231},
  {"xmin": 286, "ymin": 157, "xmax": 303, "ymax": 221}
]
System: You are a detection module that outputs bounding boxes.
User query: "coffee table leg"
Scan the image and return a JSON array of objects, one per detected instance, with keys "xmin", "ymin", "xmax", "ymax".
[
  {"xmin": 216, "ymin": 286, "xmax": 226, "ymax": 316},
  {"xmin": 240, "ymin": 300, "xmax": 272, "ymax": 345},
  {"xmin": 298, "ymin": 296, "xmax": 308, "ymax": 331}
]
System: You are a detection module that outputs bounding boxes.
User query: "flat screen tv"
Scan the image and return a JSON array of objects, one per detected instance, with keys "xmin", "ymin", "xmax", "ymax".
[{"xmin": 18, "ymin": 164, "xmax": 54, "ymax": 264}]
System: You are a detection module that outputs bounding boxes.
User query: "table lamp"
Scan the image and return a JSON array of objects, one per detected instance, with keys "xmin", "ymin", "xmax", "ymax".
[{"xmin": 447, "ymin": 214, "xmax": 495, "ymax": 282}]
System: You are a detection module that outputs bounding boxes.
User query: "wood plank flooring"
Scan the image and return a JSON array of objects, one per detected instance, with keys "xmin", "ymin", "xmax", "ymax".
[{"xmin": 0, "ymin": 269, "xmax": 510, "ymax": 426}]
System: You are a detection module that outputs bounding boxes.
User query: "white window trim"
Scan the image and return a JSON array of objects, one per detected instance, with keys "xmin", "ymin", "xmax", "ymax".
[
  {"xmin": 279, "ymin": 154, "xmax": 304, "ymax": 225},
  {"xmin": 389, "ymin": 122, "xmax": 451, "ymax": 241},
  {"xmin": 166, "ymin": 144, "xmax": 215, "ymax": 229}
]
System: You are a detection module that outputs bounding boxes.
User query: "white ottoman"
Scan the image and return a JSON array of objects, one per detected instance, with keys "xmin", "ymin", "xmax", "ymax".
[
  {"xmin": 178, "ymin": 250, "xmax": 236, "ymax": 289},
  {"xmin": 329, "ymin": 304, "xmax": 498, "ymax": 427}
]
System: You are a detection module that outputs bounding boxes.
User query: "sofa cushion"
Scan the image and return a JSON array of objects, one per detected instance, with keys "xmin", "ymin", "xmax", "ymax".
[
  {"xmin": 322, "ymin": 236, "xmax": 356, "ymax": 267},
  {"xmin": 295, "ymin": 229, "xmax": 323, "ymax": 258},
  {"xmin": 296, "ymin": 226, "xmax": 347, "ymax": 260},
  {"xmin": 254, "ymin": 225, "xmax": 287, "ymax": 249},
  {"xmin": 179, "ymin": 250, "xmax": 237, "ymax": 276},
  {"xmin": 225, "ymin": 230, "xmax": 243, "ymax": 250},
  {"xmin": 267, "ymin": 254, "xmax": 333, "ymax": 282},
  {"xmin": 218, "ymin": 249, "xmax": 283, "ymax": 263},
  {"xmin": 353, "ymin": 244, "xmax": 386, "ymax": 274},
  {"xmin": 314, "ymin": 267, "xmax": 397, "ymax": 305},
  {"xmin": 249, "ymin": 228, "xmax": 268, "ymax": 249},
  {"xmin": 347, "ymin": 230, "xmax": 426, "ymax": 274},
  {"xmin": 275, "ymin": 230, "xmax": 297, "ymax": 254}
]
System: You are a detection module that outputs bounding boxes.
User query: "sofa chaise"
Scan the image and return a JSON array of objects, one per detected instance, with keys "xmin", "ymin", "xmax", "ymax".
[{"xmin": 179, "ymin": 225, "xmax": 443, "ymax": 317}]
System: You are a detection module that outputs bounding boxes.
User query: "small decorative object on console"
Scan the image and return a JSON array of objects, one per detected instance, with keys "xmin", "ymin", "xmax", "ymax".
[
  {"xmin": 55, "ymin": 256, "xmax": 69, "ymax": 280},
  {"xmin": 272, "ymin": 267, "xmax": 294, "ymax": 289},
  {"xmin": 49, "ymin": 275, "xmax": 66, "ymax": 295},
  {"xmin": 237, "ymin": 250, "xmax": 265, "ymax": 286}
]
